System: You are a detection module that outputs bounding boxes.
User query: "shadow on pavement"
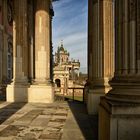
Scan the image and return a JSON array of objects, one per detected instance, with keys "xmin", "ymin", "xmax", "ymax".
[
  {"xmin": 68, "ymin": 101, "xmax": 98, "ymax": 140},
  {"xmin": 0, "ymin": 102, "xmax": 26, "ymax": 124}
]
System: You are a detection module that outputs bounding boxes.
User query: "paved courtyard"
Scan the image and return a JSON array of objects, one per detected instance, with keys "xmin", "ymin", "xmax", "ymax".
[{"xmin": 0, "ymin": 101, "xmax": 98, "ymax": 140}]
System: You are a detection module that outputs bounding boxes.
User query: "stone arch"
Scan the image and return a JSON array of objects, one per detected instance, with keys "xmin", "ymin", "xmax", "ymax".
[{"xmin": 55, "ymin": 79, "xmax": 61, "ymax": 87}]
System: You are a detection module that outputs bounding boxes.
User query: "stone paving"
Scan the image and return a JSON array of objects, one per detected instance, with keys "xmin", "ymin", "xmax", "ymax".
[{"xmin": 0, "ymin": 101, "xmax": 98, "ymax": 140}]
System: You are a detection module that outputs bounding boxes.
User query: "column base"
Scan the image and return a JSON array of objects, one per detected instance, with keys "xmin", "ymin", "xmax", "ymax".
[
  {"xmin": 6, "ymin": 84, "xmax": 29, "ymax": 102},
  {"xmin": 28, "ymin": 85, "xmax": 54, "ymax": 103},
  {"xmin": 33, "ymin": 78, "xmax": 52, "ymax": 85},
  {"xmin": 99, "ymin": 96, "xmax": 140, "ymax": 140},
  {"xmin": 87, "ymin": 87, "xmax": 110, "ymax": 114},
  {"xmin": 6, "ymin": 84, "xmax": 54, "ymax": 103}
]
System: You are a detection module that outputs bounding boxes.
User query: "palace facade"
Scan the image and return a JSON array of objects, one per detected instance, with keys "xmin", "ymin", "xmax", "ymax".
[{"xmin": 53, "ymin": 42, "xmax": 80, "ymax": 94}]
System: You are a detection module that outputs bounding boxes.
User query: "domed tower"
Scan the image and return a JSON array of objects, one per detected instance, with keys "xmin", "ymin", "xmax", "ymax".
[{"xmin": 54, "ymin": 41, "xmax": 69, "ymax": 65}]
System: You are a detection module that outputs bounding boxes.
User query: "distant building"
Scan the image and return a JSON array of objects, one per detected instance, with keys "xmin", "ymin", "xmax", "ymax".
[{"xmin": 53, "ymin": 41, "xmax": 80, "ymax": 94}]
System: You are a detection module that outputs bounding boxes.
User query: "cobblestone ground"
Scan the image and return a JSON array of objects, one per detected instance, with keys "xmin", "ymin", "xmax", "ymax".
[{"xmin": 0, "ymin": 101, "xmax": 98, "ymax": 140}]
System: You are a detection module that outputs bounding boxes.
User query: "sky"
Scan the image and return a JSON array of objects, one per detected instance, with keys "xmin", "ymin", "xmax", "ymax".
[{"xmin": 52, "ymin": 0, "xmax": 88, "ymax": 73}]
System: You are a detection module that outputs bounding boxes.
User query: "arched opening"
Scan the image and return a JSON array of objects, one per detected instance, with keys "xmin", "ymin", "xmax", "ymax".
[{"xmin": 55, "ymin": 79, "xmax": 61, "ymax": 87}]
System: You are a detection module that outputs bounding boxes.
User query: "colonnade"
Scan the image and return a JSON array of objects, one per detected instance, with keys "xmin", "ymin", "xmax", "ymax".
[
  {"xmin": 99, "ymin": 1, "xmax": 140, "ymax": 139},
  {"xmin": 4, "ymin": 0, "xmax": 140, "ymax": 139},
  {"xmin": 6, "ymin": 0, "xmax": 54, "ymax": 103},
  {"xmin": 88, "ymin": 0, "xmax": 140, "ymax": 139}
]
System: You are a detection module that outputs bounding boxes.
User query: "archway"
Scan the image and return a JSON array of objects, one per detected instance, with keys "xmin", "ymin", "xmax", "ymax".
[{"xmin": 55, "ymin": 79, "xmax": 61, "ymax": 87}]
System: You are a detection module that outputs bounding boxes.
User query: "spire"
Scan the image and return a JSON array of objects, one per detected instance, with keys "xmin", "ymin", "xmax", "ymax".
[
  {"xmin": 60, "ymin": 40, "xmax": 63, "ymax": 47},
  {"xmin": 59, "ymin": 40, "xmax": 64, "ymax": 51}
]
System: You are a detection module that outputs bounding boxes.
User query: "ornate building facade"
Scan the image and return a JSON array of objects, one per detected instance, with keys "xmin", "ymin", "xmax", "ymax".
[{"xmin": 53, "ymin": 42, "xmax": 80, "ymax": 94}]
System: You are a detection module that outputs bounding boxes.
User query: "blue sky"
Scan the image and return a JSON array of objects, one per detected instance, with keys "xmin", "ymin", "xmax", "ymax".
[{"xmin": 52, "ymin": 0, "xmax": 88, "ymax": 73}]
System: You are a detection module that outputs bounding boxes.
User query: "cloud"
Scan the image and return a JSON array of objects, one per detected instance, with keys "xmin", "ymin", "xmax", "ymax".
[
  {"xmin": 52, "ymin": 0, "xmax": 88, "ymax": 73},
  {"xmin": 52, "ymin": 0, "xmax": 60, "ymax": 2}
]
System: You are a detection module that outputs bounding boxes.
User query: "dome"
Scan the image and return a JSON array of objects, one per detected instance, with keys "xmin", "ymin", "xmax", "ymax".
[{"xmin": 59, "ymin": 46, "xmax": 64, "ymax": 51}]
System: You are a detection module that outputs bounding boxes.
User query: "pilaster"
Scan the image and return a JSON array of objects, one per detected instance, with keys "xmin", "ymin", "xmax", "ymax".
[
  {"xmin": 11, "ymin": 0, "xmax": 28, "ymax": 84},
  {"xmin": 6, "ymin": 0, "xmax": 29, "ymax": 102}
]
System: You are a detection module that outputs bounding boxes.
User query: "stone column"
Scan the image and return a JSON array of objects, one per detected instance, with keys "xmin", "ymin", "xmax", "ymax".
[
  {"xmin": 87, "ymin": 0, "xmax": 114, "ymax": 114},
  {"xmin": 0, "ymin": 1, "xmax": 2, "ymax": 85},
  {"xmin": 88, "ymin": 0, "xmax": 94, "ymax": 85},
  {"xmin": 106, "ymin": 0, "xmax": 138, "ymax": 103},
  {"xmin": 34, "ymin": 0, "xmax": 51, "ymax": 84},
  {"xmin": 99, "ymin": 0, "xmax": 140, "ymax": 140},
  {"xmin": 28, "ymin": 0, "xmax": 54, "ymax": 103},
  {"xmin": 0, "ymin": 0, "xmax": 2, "ymax": 84},
  {"xmin": 28, "ymin": 0, "xmax": 35, "ymax": 82},
  {"xmin": 12, "ymin": 0, "xmax": 28, "ymax": 84},
  {"xmin": 0, "ymin": 29, "xmax": 2, "ymax": 85},
  {"xmin": 6, "ymin": 0, "xmax": 29, "ymax": 102},
  {"xmin": 3, "ymin": 0, "xmax": 10, "ymax": 84},
  {"xmin": 50, "ymin": 6, "xmax": 54, "ymax": 82}
]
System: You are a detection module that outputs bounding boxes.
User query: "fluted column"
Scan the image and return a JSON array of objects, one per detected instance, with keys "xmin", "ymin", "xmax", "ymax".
[
  {"xmin": 87, "ymin": 0, "xmax": 114, "ymax": 114},
  {"xmin": 50, "ymin": 7, "xmax": 54, "ymax": 82},
  {"xmin": 88, "ymin": 0, "xmax": 114, "ymax": 88},
  {"xmin": 34, "ymin": 0, "xmax": 51, "ymax": 84},
  {"xmin": 0, "ymin": 27, "xmax": 2, "ymax": 84},
  {"xmin": 106, "ymin": 0, "xmax": 140, "ymax": 103},
  {"xmin": 0, "ymin": 32, "xmax": 2, "ymax": 84},
  {"xmin": 99, "ymin": 1, "xmax": 140, "ymax": 139},
  {"xmin": 88, "ymin": 0, "xmax": 94, "ymax": 84},
  {"xmin": 28, "ymin": 0, "xmax": 35, "ymax": 82},
  {"xmin": 92, "ymin": 0, "xmax": 114, "ymax": 87},
  {"xmin": 12, "ymin": 0, "xmax": 28, "ymax": 84},
  {"xmin": 87, "ymin": 0, "xmax": 99, "ymax": 114},
  {"xmin": 101, "ymin": 0, "xmax": 114, "ymax": 84},
  {"xmin": 0, "ymin": 1, "xmax": 2, "ymax": 84},
  {"xmin": 137, "ymin": 1, "xmax": 140, "ymax": 73}
]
